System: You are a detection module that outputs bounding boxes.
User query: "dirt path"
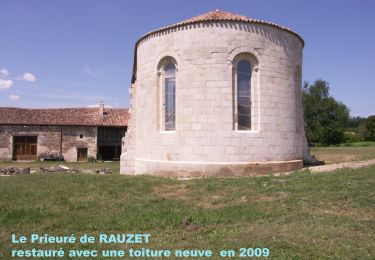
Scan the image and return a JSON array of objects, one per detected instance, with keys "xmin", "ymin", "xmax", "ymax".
[{"xmin": 308, "ymin": 159, "xmax": 375, "ymax": 173}]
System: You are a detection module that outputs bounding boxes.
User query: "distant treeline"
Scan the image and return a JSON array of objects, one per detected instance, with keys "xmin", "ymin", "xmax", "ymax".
[{"xmin": 303, "ymin": 79, "xmax": 375, "ymax": 146}]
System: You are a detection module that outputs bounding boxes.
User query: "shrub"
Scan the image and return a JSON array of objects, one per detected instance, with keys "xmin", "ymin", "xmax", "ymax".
[
  {"xmin": 343, "ymin": 132, "xmax": 364, "ymax": 143},
  {"xmin": 319, "ymin": 126, "xmax": 344, "ymax": 146}
]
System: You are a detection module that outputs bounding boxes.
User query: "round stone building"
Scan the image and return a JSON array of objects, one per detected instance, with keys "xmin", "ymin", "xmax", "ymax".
[{"xmin": 121, "ymin": 10, "xmax": 308, "ymax": 177}]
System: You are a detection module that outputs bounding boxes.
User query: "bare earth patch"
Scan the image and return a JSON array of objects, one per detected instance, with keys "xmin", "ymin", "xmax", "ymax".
[
  {"xmin": 309, "ymin": 159, "xmax": 375, "ymax": 173},
  {"xmin": 153, "ymin": 184, "xmax": 288, "ymax": 209},
  {"xmin": 153, "ymin": 184, "xmax": 191, "ymax": 201},
  {"xmin": 318, "ymin": 206, "xmax": 374, "ymax": 221},
  {"xmin": 310, "ymin": 146, "xmax": 375, "ymax": 164},
  {"xmin": 153, "ymin": 185, "xmax": 228, "ymax": 208}
]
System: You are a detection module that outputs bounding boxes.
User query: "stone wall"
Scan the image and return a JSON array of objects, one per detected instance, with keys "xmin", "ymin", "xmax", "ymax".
[
  {"xmin": 121, "ymin": 21, "xmax": 305, "ymax": 176},
  {"xmin": 0, "ymin": 126, "xmax": 12, "ymax": 160},
  {"xmin": 0, "ymin": 125, "xmax": 97, "ymax": 161},
  {"xmin": 120, "ymin": 83, "xmax": 136, "ymax": 174}
]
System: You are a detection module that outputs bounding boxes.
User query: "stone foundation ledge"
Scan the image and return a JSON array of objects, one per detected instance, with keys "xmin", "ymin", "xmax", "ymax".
[{"xmin": 124, "ymin": 158, "xmax": 303, "ymax": 178}]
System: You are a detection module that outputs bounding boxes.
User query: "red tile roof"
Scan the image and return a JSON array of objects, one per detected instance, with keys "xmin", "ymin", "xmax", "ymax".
[
  {"xmin": 0, "ymin": 107, "xmax": 128, "ymax": 127},
  {"xmin": 179, "ymin": 9, "xmax": 259, "ymax": 24}
]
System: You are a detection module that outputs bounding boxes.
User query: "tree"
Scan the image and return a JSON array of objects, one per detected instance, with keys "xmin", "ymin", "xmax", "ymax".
[
  {"xmin": 303, "ymin": 79, "xmax": 350, "ymax": 146},
  {"xmin": 348, "ymin": 116, "xmax": 366, "ymax": 129},
  {"xmin": 365, "ymin": 115, "xmax": 375, "ymax": 140}
]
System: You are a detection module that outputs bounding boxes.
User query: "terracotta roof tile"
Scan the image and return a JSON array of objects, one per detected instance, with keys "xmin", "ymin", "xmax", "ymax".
[
  {"xmin": 0, "ymin": 107, "xmax": 128, "ymax": 127},
  {"xmin": 178, "ymin": 10, "xmax": 254, "ymax": 23}
]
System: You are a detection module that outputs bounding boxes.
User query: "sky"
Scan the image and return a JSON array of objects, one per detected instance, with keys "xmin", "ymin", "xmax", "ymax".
[{"xmin": 0, "ymin": 0, "xmax": 374, "ymax": 117}]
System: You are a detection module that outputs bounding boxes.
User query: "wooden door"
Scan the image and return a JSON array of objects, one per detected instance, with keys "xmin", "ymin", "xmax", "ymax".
[
  {"xmin": 77, "ymin": 148, "xmax": 88, "ymax": 161},
  {"xmin": 13, "ymin": 136, "xmax": 37, "ymax": 160}
]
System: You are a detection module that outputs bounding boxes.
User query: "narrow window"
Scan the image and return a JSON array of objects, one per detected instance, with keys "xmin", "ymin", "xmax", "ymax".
[
  {"xmin": 165, "ymin": 63, "xmax": 176, "ymax": 130},
  {"xmin": 79, "ymin": 134, "xmax": 83, "ymax": 139},
  {"xmin": 237, "ymin": 60, "xmax": 251, "ymax": 130}
]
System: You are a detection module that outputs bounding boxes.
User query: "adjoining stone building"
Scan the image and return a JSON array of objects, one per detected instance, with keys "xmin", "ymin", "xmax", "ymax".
[
  {"xmin": 0, "ymin": 104, "xmax": 128, "ymax": 161},
  {"xmin": 121, "ymin": 10, "xmax": 309, "ymax": 177}
]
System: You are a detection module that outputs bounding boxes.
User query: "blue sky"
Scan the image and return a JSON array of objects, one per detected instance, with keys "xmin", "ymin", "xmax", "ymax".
[{"xmin": 0, "ymin": 0, "xmax": 374, "ymax": 117}]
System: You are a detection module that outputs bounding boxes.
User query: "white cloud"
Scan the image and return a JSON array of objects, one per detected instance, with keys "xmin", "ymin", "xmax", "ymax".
[
  {"xmin": 0, "ymin": 68, "xmax": 9, "ymax": 78},
  {"xmin": 22, "ymin": 72, "xmax": 36, "ymax": 82},
  {"xmin": 9, "ymin": 94, "xmax": 20, "ymax": 101},
  {"xmin": 0, "ymin": 79, "xmax": 13, "ymax": 89}
]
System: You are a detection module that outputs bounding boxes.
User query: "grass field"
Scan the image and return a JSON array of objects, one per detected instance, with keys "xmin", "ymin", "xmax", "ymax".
[
  {"xmin": 1, "ymin": 158, "xmax": 375, "ymax": 259},
  {"xmin": 1, "ymin": 145, "xmax": 375, "ymax": 259}
]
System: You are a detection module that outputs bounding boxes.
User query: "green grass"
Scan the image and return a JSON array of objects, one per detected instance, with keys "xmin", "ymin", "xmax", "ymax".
[{"xmin": 1, "ymin": 163, "xmax": 375, "ymax": 259}]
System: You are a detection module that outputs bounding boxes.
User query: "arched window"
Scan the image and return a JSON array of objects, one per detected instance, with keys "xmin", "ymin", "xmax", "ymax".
[
  {"xmin": 157, "ymin": 56, "xmax": 177, "ymax": 131},
  {"xmin": 232, "ymin": 52, "xmax": 259, "ymax": 131},
  {"xmin": 165, "ymin": 63, "xmax": 176, "ymax": 130},
  {"xmin": 237, "ymin": 60, "xmax": 251, "ymax": 130}
]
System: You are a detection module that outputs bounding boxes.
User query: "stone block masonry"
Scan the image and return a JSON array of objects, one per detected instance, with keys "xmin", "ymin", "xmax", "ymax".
[{"xmin": 121, "ymin": 10, "xmax": 308, "ymax": 177}]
